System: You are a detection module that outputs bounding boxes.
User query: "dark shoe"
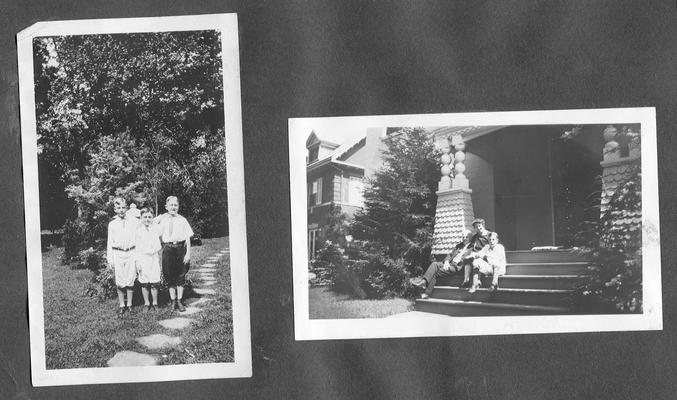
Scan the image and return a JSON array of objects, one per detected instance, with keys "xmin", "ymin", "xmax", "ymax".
[
  {"xmin": 172, "ymin": 301, "xmax": 179, "ymax": 311},
  {"xmin": 126, "ymin": 306, "xmax": 133, "ymax": 314},
  {"xmin": 489, "ymin": 284, "xmax": 498, "ymax": 292},
  {"xmin": 410, "ymin": 277, "xmax": 427, "ymax": 290},
  {"xmin": 461, "ymin": 280, "xmax": 472, "ymax": 288},
  {"xmin": 117, "ymin": 307, "xmax": 126, "ymax": 316},
  {"xmin": 177, "ymin": 301, "xmax": 186, "ymax": 312},
  {"xmin": 145, "ymin": 304, "xmax": 152, "ymax": 312}
]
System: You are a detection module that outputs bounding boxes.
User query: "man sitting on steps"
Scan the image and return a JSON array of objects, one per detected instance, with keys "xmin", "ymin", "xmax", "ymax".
[{"xmin": 410, "ymin": 218, "xmax": 492, "ymax": 299}]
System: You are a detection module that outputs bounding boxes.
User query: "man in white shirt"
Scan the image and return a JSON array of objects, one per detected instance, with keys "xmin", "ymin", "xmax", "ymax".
[
  {"xmin": 107, "ymin": 197, "xmax": 139, "ymax": 316},
  {"xmin": 156, "ymin": 196, "xmax": 194, "ymax": 312}
]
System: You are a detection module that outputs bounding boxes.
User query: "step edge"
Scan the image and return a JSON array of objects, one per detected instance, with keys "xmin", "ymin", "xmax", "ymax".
[
  {"xmin": 431, "ymin": 286, "xmax": 574, "ymax": 294},
  {"xmin": 507, "ymin": 262, "xmax": 590, "ymax": 266},
  {"xmin": 416, "ymin": 298, "xmax": 572, "ymax": 313},
  {"xmin": 500, "ymin": 275, "xmax": 587, "ymax": 279}
]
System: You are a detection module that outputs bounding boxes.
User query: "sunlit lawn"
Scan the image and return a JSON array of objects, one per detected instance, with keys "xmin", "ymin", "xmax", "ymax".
[
  {"xmin": 309, "ymin": 286, "xmax": 414, "ymax": 319},
  {"xmin": 42, "ymin": 237, "xmax": 233, "ymax": 369}
]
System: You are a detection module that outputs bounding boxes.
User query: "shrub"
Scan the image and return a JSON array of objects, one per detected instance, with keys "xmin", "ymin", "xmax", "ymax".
[
  {"xmin": 73, "ymin": 247, "xmax": 106, "ymax": 272},
  {"xmin": 85, "ymin": 266, "xmax": 117, "ymax": 300},
  {"xmin": 310, "ymin": 242, "xmax": 345, "ymax": 280},
  {"xmin": 61, "ymin": 219, "xmax": 88, "ymax": 262},
  {"xmin": 575, "ymin": 164, "xmax": 642, "ymax": 313}
]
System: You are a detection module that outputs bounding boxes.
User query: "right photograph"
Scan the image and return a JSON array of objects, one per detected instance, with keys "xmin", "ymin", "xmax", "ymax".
[{"xmin": 289, "ymin": 108, "xmax": 661, "ymax": 340}]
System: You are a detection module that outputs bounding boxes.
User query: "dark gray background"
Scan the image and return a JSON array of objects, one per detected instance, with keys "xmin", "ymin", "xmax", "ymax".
[{"xmin": 1, "ymin": 1, "xmax": 676, "ymax": 399}]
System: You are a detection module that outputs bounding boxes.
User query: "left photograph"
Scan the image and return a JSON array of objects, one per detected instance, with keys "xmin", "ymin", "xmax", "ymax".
[{"xmin": 18, "ymin": 14, "xmax": 251, "ymax": 386}]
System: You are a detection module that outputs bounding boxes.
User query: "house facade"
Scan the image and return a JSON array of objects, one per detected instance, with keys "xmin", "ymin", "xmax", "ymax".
[{"xmin": 306, "ymin": 128, "xmax": 384, "ymax": 257}]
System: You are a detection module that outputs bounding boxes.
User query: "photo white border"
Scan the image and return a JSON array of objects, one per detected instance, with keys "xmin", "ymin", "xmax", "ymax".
[
  {"xmin": 290, "ymin": 107, "xmax": 661, "ymax": 341},
  {"xmin": 18, "ymin": 13, "xmax": 252, "ymax": 386}
]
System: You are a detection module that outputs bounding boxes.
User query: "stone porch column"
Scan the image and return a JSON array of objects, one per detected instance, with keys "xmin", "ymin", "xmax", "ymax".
[{"xmin": 431, "ymin": 134, "xmax": 475, "ymax": 255}]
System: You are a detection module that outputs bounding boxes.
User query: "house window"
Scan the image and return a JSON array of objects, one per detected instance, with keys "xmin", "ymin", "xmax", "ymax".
[
  {"xmin": 309, "ymin": 177, "xmax": 322, "ymax": 206},
  {"xmin": 308, "ymin": 228, "xmax": 320, "ymax": 258},
  {"xmin": 308, "ymin": 146, "xmax": 319, "ymax": 163},
  {"xmin": 341, "ymin": 175, "xmax": 364, "ymax": 206},
  {"xmin": 349, "ymin": 176, "xmax": 364, "ymax": 206}
]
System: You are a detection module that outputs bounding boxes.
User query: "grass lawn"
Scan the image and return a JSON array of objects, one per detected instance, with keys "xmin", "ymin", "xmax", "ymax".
[
  {"xmin": 309, "ymin": 286, "xmax": 414, "ymax": 319},
  {"xmin": 42, "ymin": 236, "xmax": 233, "ymax": 369}
]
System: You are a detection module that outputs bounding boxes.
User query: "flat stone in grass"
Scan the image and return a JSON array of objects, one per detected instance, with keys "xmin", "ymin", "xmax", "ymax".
[
  {"xmin": 178, "ymin": 306, "xmax": 203, "ymax": 315},
  {"xmin": 107, "ymin": 351, "xmax": 157, "ymax": 367},
  {"xmin": 158, "ymin": 317, "xmax": 194, "ymax": 330},
  {"xmin": 198, "ymin": 276, "xmax": 217, "ymax": 282},
  {"xmin": 200, "ymin": 281, "xmax": 216, "ymax": 286},
  {"xmin": 193, "ymin": 288, "xmax": 216, "ymax": 295},
  {"xmin": 186, "ymin": 298, "xmax": 213, "ymax": 306},
  {"xmin": 201, "ymin": 263, "xmax": 216, "ymax": 268},
  {"xmin": 136, "ymin": 334, "xmax": 182, "ymax": 350}
]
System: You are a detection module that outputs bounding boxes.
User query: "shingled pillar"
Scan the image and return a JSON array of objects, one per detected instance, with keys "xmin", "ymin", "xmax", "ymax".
[
  {"xmin": 431, "ymin": 134, "xmax": 475, "ymax": 255},
  {"xmin": 600, "ymin": 125, "xmax": 641, "ymax": 216}
]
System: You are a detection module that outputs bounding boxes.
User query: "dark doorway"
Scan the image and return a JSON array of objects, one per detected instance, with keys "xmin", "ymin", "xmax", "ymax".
[
  {"xmin": 550, "ymin": 125, "xmax": 603, "ymax": 247},
  {"xmin": 467, "ymin": 125, "xmax": 602, "ymax": 250}
]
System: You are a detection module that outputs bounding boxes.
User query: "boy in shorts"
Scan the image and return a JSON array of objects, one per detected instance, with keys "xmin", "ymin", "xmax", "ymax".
[
  {"xmin": 106, "ymin": 197, "xmax": 139, "ymax": 316},
  {"xmin": 156, "ymin": 196, "xmax": 194, "ymax": 311},
  {"xmin": 468, "ymin": 231, "xmax": 506, "ymax": 293}
]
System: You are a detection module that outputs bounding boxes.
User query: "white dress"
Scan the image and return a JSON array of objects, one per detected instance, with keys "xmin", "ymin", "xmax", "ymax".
[{"xmin": 135, "ymin": 224, "xmax": 162, "ymax": 284}]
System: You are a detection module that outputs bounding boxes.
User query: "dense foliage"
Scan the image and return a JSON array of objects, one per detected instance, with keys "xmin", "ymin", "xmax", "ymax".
[
  {"xmin": 577, "ymin": 162, "xmax": 642, "ymax": 313},
  {"xmin": 33, "ymin": 31, "xmax": 228, "ymax": 263}
]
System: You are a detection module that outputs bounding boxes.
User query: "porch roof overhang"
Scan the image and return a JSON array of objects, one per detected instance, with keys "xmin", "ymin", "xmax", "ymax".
[
  {"xmin": 307, "ymin": 157, "xmax": 365, "ymax": 174},
  {"xmin": 430, "ymin": 125, "xmax": 507, "ymax": 146}
]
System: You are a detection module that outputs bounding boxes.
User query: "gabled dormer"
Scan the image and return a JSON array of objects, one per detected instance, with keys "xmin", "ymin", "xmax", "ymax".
[{"xmin": 306, "ymin": 130, "xmax": 339, "ymax": 164}]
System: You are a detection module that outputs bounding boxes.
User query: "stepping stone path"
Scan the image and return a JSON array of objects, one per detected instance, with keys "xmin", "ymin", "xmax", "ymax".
[
  {"xmin": 107, "ymin": 351, "xmax": 157, "ymax": 367},
  {"xmin": 136, "ymin": 334, "xmax": 182, "ymax": 350},
  {"xmin": 193, "ymin": 288, "xmax": 216, "ymax": 295},
  {"xmin": 158, "ymin": 317, "xmax": 194, "ymax": 330},
  {"xmin": 107, "ymin": 246, "xmax": 228, "ymax": 367},
  {"xmin": 186, "ymin": 298, "xmax": 213, "ymax": 306}
]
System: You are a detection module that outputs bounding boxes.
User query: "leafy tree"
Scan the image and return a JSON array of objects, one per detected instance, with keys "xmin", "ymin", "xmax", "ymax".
[
  {"xmin": 32, "ymin": 30, "xmax": 229, "ymax": 258},
  {"xmin": 350, "ymin": 127, "xmax": 439, "ymax": 271}
]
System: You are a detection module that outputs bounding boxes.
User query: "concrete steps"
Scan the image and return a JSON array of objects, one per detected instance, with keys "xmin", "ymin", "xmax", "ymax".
[
  {"xmin": 414, "ymin": 250, "xmax": 590, "ymax": 317},
  {"xmin": 415, "ymin": 298, "xmax": 572, "ymax": 317},
  {"xmin": 436, "ymin": 274, "xmax": 584, "ymax": 290},
  {"xmin": 429, "ymin": 286, "xmax": 574, "ymax": 308},
  {"xmin": 506, "ymin": 262, "xmax": 590, "ymax": 275},
  {"xmin": 506, "ymin": 250, "xmax": 587, "ymax": 263}
]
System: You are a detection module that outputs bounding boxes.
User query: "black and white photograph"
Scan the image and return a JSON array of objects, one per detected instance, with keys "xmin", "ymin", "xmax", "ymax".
[
  {"xmin": 290, "ymin": 108, "xmax": 661, "ymax": 340},
  {"xmin": 18, "ymin": 14, "xmax": 251, "ymax": 385}
]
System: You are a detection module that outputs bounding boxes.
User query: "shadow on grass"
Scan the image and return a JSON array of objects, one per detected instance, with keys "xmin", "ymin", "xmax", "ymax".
[{"xmin": 309, "ymin": 286, "xmax": 414, "ymax": 320}]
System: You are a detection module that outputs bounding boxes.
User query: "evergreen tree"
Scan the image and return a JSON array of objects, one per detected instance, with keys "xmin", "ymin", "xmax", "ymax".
[{"xmin": 351, "ymin": 127, "xmax": 439, "ymax": 270}]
